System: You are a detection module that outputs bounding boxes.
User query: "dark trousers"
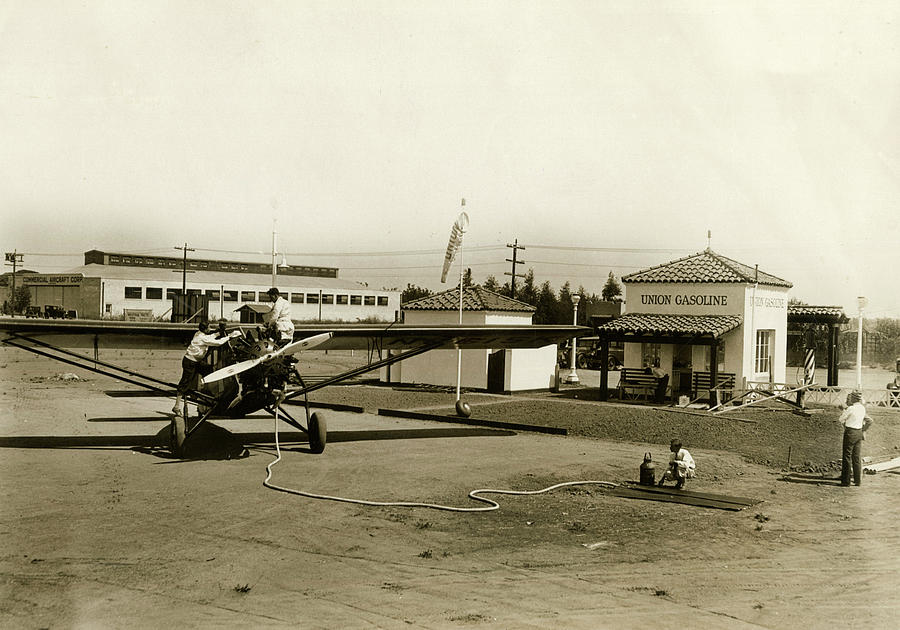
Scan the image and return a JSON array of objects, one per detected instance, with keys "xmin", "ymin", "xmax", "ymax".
[
  {"xmin": 177, "ymin": 357, "xmax": 212, "ymax": 396},
  {"xmin": 655, "ymin": 374, "xmax": 669, "ymax": 403},
  {"xmin": 841, "ymin": 427, "xmax": 864, "ymax": 486}
]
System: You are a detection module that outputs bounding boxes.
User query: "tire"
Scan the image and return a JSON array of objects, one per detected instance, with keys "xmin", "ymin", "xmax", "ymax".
[
  {"xmin": 308, "ymin": 412, "xmax": 327, "ymax": 454},
  {"xmin": 576, "ymin": 353, "xmax": 589, "ymax": 369}
]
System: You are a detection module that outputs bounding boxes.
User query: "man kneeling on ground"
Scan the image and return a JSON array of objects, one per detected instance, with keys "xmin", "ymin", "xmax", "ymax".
[{"xmin": 658, "ymin": 439, "xmax": 695, "ymax": 489}]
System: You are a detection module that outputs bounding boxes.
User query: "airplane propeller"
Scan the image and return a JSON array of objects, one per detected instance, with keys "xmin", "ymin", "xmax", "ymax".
[{"xmin": 201, "ymin": 332, "xmax": 333, "ymax": 384}]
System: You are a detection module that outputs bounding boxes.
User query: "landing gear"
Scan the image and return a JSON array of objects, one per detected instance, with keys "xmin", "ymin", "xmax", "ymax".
[
  {"xmin": 308, "ymin": 412, "xmax": 327, "ymax": 454},
  {"xmin": 170, "ymin": 413, "xmax": 186, "ymax": 457}
]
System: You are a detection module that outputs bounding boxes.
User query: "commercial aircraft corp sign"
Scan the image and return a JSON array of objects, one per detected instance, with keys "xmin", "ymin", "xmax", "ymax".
[{"xmin": 21, "ymin": 275, "xmax": 83, "ymax": 285}]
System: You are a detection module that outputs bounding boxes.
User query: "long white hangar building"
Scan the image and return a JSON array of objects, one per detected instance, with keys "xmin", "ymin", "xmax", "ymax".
[
  {"xmin": 596, "ymin": 248, "xmax": 792, "ymax": 402},
  {"xmin": 12, "ymin": 250, "xmax": 400, "ymax": 322}
]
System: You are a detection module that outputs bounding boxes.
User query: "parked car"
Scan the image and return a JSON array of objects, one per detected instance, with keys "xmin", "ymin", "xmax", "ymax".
[{"xmin": 558, "ymin": 337, "xmax": 624, "ymax": 370}]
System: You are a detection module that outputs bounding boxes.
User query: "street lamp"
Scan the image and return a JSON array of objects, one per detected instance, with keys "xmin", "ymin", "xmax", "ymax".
[
  {"xmin": 566, "ymin": 294, "xmax": 581, "ymax": 384},
  {"xmin": 857, "ymin": 296, "xmax": 867, "ymax": 389}
]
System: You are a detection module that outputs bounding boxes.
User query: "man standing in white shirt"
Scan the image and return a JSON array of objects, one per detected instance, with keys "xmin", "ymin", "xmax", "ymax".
[
  {"xmin": 838, "ymin": 390, "xmax": 872, "ymax": 487},
  {"xmin": 264, "ymin": 287, "xmax": 294, "ymax": 346},
  {"xmin": 658, "ymin": 439, "xmax": 695, "ymax": 489}
]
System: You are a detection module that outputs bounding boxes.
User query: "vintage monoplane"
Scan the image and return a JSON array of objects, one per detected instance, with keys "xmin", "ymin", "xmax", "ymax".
[{"xmin": 0, "ymin": 318, "xmax": 589, "ymax": 457}]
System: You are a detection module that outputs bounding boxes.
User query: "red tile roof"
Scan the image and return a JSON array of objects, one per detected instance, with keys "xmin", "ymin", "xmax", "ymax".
[
  {"xmin": 623, "ymin": 249, "xmax": 792, "ymax": 288},
  {"xmin": 598, "ymin": 313, "xmax": 744, "ymax": 338},
  {"xmin": 402, "ymin": 286, "xmax": 535, "ymax": 312}
]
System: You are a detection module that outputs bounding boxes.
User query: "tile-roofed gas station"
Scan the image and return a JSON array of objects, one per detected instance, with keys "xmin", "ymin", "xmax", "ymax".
[{"xmin": 596, "ymin": 248, "xmax": 794, "ymax": 403}]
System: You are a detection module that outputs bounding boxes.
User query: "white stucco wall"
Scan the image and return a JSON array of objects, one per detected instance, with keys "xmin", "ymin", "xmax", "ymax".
[
  {"xmin": 622, "ymin": 281, "xmax": 789, "ymax": 386},
  {"xmin": 386, "ymin": 307, "xmax": 558, "ymax": 391}
]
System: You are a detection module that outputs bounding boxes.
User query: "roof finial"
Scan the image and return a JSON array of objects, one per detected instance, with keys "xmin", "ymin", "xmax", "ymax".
[{"xmin": 706, "ymin": 229, "xmax": 711, "ymax": 251}]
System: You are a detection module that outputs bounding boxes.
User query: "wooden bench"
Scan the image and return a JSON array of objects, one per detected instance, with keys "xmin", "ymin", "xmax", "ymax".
[
  {"xmin": 692, "ymin": 371, "xmax": 736, "ymax": 404},
  {"xmin": 618, "ymin": 367, "xmax": 664, "ymax": 401}
]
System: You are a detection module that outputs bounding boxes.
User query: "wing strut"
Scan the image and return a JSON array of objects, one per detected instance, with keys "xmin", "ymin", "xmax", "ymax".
[
  {"xmin": 284, "ymin": 340, "xmax": 445, "ymax": 401},
  {"xmin": 2, "ymin": 335, "xmax": 215, "ymax": 405}
]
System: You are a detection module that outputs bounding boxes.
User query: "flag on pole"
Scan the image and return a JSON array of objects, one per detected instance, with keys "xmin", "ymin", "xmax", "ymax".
[{"xmin": 440, "ymin": 206, "xmax": 469, "ymax": 283}]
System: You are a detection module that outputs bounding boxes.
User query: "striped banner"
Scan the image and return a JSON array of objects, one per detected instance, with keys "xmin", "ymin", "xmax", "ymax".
[
  {"xmin": 440, "ymin": 209, "xmax": 469, "ymax": 283},
  {"xmin": 803, "ymin": 348, "xmax": 815, "ymax": 385}
]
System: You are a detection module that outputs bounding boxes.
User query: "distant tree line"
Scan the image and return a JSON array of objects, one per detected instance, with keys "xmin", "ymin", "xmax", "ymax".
[{"xmin": 398, "ymin": 269, "xmax": 623, "ymax": 326}]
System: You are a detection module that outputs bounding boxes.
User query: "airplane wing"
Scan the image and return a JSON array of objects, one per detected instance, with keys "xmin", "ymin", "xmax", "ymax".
[{"xmin": 0, "ymin": 317, "xmax": 590, "ymax": 351}]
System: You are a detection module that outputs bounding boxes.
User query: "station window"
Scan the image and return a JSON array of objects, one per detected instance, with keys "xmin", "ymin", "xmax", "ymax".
[
  {"xmin": 350, "ymin": 295, "xmax": 362, "ymax": 306},
  {"xmin": 307, "ymin": 293, "xmax": 319, "ymax": 304},
  {"xmin": 206, "ymin": 289, "xmax": 220, "ymax": 300},
  {"xmin": 322, "ymin": 294, "xmax": 334, "ymax": 305},
  {"xmin": 755, "ymin": 330, "xmax": 772, "ymax": 374},
  {"xmin": 124, "ymin": 286, "xmax": 142, "ymax": 299},
  {"xmin": 641, "ymin": 343, "xmax": 661, "ymax": 368},
  {"xmin": 241, "ymin": 291, "xmax": 256, "ymax": 302},
  {"xmin": 336, "ymin": 295, "xmax": 348, "ymax": 305},
  {"xmin": 146, "ymin": 287, "xmax": 163, "ymax": 300},
  {"xmin": 377, "ymin": 296, "xmax": 388, "ymax": 306},
  {"xmin": 166, "ymin": 288, "xmax": 181, "ymax": 300},
  {"xmin": 364, "ymin": 296, "xmax": 375, "ymax": 306},
  {"xmin": 186, "ymin": 289, "xmax": 201, "ymax": 297},
  {"xmin": 291, "ymin": 293, "xmax": 304, "ymax": 304},
  {"xmin": 223, "ymin": 290, "xmax": 238, "ymax": 302}
]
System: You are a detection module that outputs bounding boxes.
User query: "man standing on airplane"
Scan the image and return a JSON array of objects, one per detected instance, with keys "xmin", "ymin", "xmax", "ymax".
[{"xmin": 264, "ymin": 287, "xmax": 294, "ymax": 346}]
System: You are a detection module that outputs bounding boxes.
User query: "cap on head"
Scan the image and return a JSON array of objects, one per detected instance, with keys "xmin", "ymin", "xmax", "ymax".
[{"xmin": 847, "ymin": 390, "xmax": 862, "ymax": 405}]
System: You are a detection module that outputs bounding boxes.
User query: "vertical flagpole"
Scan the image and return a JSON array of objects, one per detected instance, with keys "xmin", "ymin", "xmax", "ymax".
[{"xmin": 456, "ymin": 199, "xmax": 465, "ymax": 402}]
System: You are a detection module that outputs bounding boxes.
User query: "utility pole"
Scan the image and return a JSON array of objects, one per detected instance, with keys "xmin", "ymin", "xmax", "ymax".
[
  {"xmin": 505, "ymin": 239, "xmax": 526, "ymax": 299},
  {"xmin": 4, "ymin": 250, "xmax": 24, "ymax": 316},
  {"xmin": 174, "ymin": 243, "xmax": 195, "ymax": 296}
]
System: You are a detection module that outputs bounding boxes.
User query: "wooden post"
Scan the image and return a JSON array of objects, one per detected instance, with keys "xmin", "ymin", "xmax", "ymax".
[
  {"xmin": 708, "ymin": 341, "xmax": 719, "ymax": 408},
  {"xmin": 599, "ymin": 335, "xmax": 610, "ymax": 401}
]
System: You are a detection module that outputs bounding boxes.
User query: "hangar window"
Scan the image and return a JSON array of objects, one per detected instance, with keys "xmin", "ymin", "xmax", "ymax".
[
  {"xmin": 146, "ymin": 287, "xmax": 163, "ymax": 300},
  {"xmin": 364, "ymin": 296, "xmax": 376, "ymax": 306},
  {"xmin": 350, "ymin": 295, "xmax": 362, "ymax": 305},
  {"xmin": 206, "ymin": 289, "xmax": 220, "ymax": 300},
  {"xmin": 240, "ymin": 291, "xmax": 256, "ymax": 302},
  {"xmin": 307, "ymin": 293, "xmax": 319, "ymax": 304},
  {"xmin": 223, "ymin": 290, "xmax": 238, "ymax": 302},
  {"xmin": 322, "ymin": 294, "xmax": 334, "ymax": 305},
  {"xmin": 291, "ymin": 293, "xmax": 304, "ymax": 304},
  {"xmin": 377, "ymin": 296, "xmax": 388, "ymax": 306},
  {"xmin": 186, "ymin": 289, "xmax": 201, "ymax": 297},
  {"xmin": 336, "ymin": 295, "xmax": 348, "ymax": 305},
  {"xmin": 166, "ymin": 288, "xmax": 181, "ymax": 299},
  {"xmin": 124, "ymin": 286, "xmax": 142, "ymax": 299}
]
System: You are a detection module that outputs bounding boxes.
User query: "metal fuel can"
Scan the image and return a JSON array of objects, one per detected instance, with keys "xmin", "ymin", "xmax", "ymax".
[{"xmin": 639, "ymin": 452, "xmax": 656, "ymax": 486}]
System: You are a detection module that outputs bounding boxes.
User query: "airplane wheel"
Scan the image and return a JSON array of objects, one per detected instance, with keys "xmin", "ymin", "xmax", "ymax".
[
  {"xmin": 455, "ymin": 400, "xmax": 472, "ymax": 417},
  {"xmin": 308, "ymin": 412, "xmax": 327, "ymax": 454},
  {"xmin": 170, "ymin": 415, "xmax": 186, "ymax": 457}
]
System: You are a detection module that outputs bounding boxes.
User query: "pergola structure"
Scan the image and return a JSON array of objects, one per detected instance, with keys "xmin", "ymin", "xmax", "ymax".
[
  {"xmin": 787, "ymin": 305, "xmax": 849, "ymax": 387},
  {"xmin": 596, "ymin": 313, "xmax": 743, "ymax": 404}
]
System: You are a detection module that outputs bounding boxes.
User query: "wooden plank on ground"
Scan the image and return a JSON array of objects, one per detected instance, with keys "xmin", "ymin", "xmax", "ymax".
[
  {"xmin": 606, "ymin": 487, "xmax": 756, "ymax": 511},
  {"xmin": 863, "ymin": 456, "xmax": 900, "ymax": 472},
  {"xmin": 623, "ymin": 482, "xmax": 759, "ymax": 506},
  {"xmin": 377, "ymin": 408, "xmax": 567, "ymax": 435}
]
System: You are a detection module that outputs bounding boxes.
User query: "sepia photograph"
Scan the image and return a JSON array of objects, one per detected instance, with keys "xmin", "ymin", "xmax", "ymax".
[{"xmin": 2, "ymin": 2, "xmax": 899, "ymax": 628}]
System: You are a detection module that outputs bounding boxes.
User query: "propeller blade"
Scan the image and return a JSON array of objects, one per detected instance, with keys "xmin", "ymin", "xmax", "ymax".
[
  {"xmin": 202, "ymin": 357, "xmax": 264, "ymax": 384},
  {"xmin": 279, "ymin": 332, "xmax": 333, "ymax": 356},
  {"xmin": 201, "ymin": 333, "xmax": 332, "ymax": 384}
]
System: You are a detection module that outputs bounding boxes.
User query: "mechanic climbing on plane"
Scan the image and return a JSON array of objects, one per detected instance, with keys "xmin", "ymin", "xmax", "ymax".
[
  {"xmin": 173, "ymin": 319, "xmax": 241, "ymax": 415},
  {"xmin": 264, "ymin": 287, "xmax": 294, "ymax": 346}
]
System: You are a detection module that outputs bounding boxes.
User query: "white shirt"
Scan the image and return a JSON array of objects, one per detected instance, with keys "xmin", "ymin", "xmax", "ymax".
[
  {"xmin": 670, "ymin": 448, "xmax": 695, "ymax": 473},
  {"xmin": 264, "ymin": 296, "xmax": 295, "ymax": 341},
  {"xmin": 184, "ymin": 330, "xmax": 232, "ymax": 363},
  {"xmin": 838, "ymin": 402, "xmax": 868, "ymax": 430}
]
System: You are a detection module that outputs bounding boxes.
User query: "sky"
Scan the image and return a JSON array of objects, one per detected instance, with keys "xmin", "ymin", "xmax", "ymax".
[{"xmin": 2, "ymin": 1, "xmax": 898, "ymax": 318}]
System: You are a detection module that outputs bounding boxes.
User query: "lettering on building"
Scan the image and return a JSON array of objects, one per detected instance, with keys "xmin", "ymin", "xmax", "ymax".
[{"xmin": 641, "ymin": 294, "xmax": 729, "ymax": 307}]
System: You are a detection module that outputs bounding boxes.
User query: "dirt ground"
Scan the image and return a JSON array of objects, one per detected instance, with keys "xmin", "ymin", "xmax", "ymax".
[{"xmin": 1, "ymin": 346, "xmax": 899, "ymax": 629}]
